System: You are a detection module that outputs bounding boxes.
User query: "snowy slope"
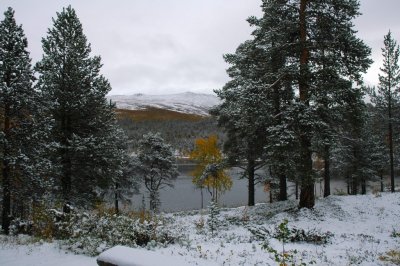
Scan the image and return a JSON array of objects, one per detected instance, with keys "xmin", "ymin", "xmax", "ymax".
[
  {"xmin": 107, "ymin": 92, "xmax": 220, "ymax": 116},
  {"xmin": 2, "ymin": 193, "xmax": 400, "ymax": 266}
]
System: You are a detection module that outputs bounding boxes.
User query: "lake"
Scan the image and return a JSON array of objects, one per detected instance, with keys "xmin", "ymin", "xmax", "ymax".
[{"xmin": 130, "ymin": 162, "xmax": 396, "ymax": 212}]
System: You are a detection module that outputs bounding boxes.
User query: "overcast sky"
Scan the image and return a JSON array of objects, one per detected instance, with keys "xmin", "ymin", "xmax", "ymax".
[{"xmin": 1, "ymin": 0, "xmax": 400, "ymax": 95}]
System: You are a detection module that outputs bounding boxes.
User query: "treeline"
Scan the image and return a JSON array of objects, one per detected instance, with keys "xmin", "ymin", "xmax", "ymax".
[
  {"xmin": 211, "ymin": 0, "xmax": 399, "ymax": 209},
  {"xmin": 117, "ymin": 109, "xmax": 223, "ymax": 155},
  {"xmin": 0, "ymin": 7, "xmax": 141, "ymax": 235}
]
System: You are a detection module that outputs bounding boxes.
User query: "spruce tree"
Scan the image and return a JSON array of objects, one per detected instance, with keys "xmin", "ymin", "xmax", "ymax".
[
  {"xmin": 372, "ymin": 31, "xmax": 400, "ymax": 193},
  {"xmin": 133, "ymin": 133, "xmax": 179, "ymax": 213},
  {"xmin": 36, "ymin": 6, "xmax": 124, "ymax": 206},
  {"xmin": 0, "ymin": 8, "xmax": 52, "ymax": 234}
]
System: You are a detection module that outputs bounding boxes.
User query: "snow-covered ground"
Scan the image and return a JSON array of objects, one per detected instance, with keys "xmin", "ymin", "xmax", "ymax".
[
  {"xmin": 1, "ymin": 193, "xmax": 400, "ymax": 265},
  {"xmin": 0, "ymin": 237, "xmax": 97, "ymax": 266},
  {"xmin": 107, "ymin": 92, "xmax": 220, "ymax": 116}
]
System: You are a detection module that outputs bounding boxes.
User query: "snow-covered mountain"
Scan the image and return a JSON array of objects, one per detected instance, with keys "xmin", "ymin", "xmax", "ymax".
[{"xmin": 107, "ymin": 92, "xmax": 220, "ymax": 116}]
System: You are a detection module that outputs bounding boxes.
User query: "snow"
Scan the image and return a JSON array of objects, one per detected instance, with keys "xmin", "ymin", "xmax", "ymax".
[
  {"xmin": 107, "ymin": 92, "xmax": 220, "ymax": 116},
  {"xmin": 1, "ymin": 192, "xmax": 400, "ymax": 265},
  {"xmin": 0, "ymin": 237, "xmax": 96, "ymax": 266},
  {"xmin": 97, "ymin": 245, "xmax": 212, "ymax": 266}
]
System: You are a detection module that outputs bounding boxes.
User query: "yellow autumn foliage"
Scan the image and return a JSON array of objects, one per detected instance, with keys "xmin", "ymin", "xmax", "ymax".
[{"xmin": 189, "ymin": 135, "xmax": 232, "ymax": 199}]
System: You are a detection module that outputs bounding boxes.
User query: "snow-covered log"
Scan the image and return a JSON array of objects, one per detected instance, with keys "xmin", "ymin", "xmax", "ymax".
[{"xmin": 97, "ymin": 246, "xmax": 189, "ymax": 266}]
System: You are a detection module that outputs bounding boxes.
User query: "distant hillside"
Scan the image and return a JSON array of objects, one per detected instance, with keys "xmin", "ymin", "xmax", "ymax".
[
  {"xmin": 116, "ymin": 108, "xmax": 204, "ymax": 122},
  {"xmin": 107, "ymin": 92, "xmax": 220, "ymax": 116},
  {"xmin": 115, "ymin": 108, "xmax": 223, "ymax": 155}
]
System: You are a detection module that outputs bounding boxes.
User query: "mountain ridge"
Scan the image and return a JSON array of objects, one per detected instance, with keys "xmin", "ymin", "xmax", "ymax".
[{"xmin": 107, "ymin": 92, "xmax": 220, "ymax": 116}]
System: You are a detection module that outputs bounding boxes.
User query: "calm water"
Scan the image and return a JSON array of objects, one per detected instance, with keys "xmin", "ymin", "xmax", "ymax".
[{"xmin": 130, "ymin": 163, "xmax": 397, "ymax": 212}]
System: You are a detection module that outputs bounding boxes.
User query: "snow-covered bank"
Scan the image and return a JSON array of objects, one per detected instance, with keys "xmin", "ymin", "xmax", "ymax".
[
  {"xmin": 1, "ymin": 193, "xmax": 400, "ymax": 265},
  {"xmin": 0, "ymin": 237, "xmax": 96, "ymax": 266}
]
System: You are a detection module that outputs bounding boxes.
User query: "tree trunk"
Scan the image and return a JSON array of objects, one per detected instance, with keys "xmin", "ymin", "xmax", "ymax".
[
  {"xmin": 2, "ymin": 110, "xmax": 11, "ymax": 235},
  {"xmin": 2, "ymin": 163, "xmax": 11, "ymax": 235},
  {"xmin": 381, "ymin": 173, "xmax": 384, "ymax": 192},
  {"xmin": 295, "ymin": 181, "xmax": 299, "ymax": 200},
  {"xmin": 279, "ymin": 174, "xmax": 287, "ymax": 201},
  {"xmin": 389, "ymin": 100, "xmax": 395, "ymax": 193},
  {"xmin": 149, "ymin": 191, "xmax": 159, "ymax": 213},
  {"xmin": 351, "ymin": 178, "xmax": 358, "ymax": 195},
  {"xmin": 323, "ymin": 145, "xmax": 330, "ymax": 197},
  {"xmin": 115, "ymin": 182, "xmax": 119, "ymax": 215},
  {"xmin": 61, "ymin": 116, "xmax": 72, "ymax": 202},
  {"xmin": 361, "ymin": 179, "xmax": 366, "ymax": 195},
  {"xmin": 347, "ymin": 180, "xmax": 351, "ymax": 194},
  {"xmin": 247, "ymin": 157, "xmax": 255, "ymax": 206},
  {"xmin": 300, "ymin": 182, "xmax": 314, "ymax": 209},
  {"xmin": 299, "ymin": 135, "xmax": 314, "ymax": 208},
  {"xmin": 299, "ymin": 136, "xmax": 314, "ymax": 208},
  {"xmin": 298, "ymin": 0, "xmax": 315, "ymax": 209}
]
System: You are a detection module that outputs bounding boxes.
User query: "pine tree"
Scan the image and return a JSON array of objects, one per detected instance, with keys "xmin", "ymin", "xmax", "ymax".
[
  {"xmin": 99, "ymin": 110, "xmax": 140, "ymax": 214},
  {"xmin": 0, "ymin": 8, "xmax": 52, "ymax": 234},
  {"xmin": 371, "ymin": 31, "xmax": 400, "ymax": 193},
  {"xmin": 252, "ymin": 0, "xmax": 371, "ymax": 208},
  {"xmin": 133, "ymin": 132, "xmax": 179, "ymax": 213},
  {"xmin": 35, "ymin": 6, "xmax": 125, "ymax": 206},
  {"xmin": 216, "ymin": 0, "xmax": 371, "ymax": 208},
  {"xmin": 365, "ymin": 102, "xmax": 390, "ymax": 192},
  {"xmin": 331, "ymin": 93, "xmax": 382, "ymax": 195},
  {"xmin": 213, "ymin": 40, "xmax": 270, "ymax": 206}
]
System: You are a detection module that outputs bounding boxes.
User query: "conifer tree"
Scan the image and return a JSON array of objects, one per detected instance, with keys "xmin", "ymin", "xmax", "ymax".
[
  {"xmin": 36, "ymin": 6, "xmax": 125, "ymax": 206},
  {"xmin": 256, "ymin": 0, "xmax": 371, "ymax": 208},
  {"xmin": 0, "ymin": 8, "xmax": 52, "ymax": 234},
  {"xmin": 213, "ymin": 19, "xmax": 294, "ymax": 205},
  {"xmin": 372, "ymin": 31, "xmax": 400, "ymax": 193},
  {"xmin": 133, "ymin": 133, "xmax": 179, "ymax": 213},
  {"xmin": 98, "ymin": 109, "xmax": 140, "ymax": 214},
  {"xmin": 213, "ymin": 41, "xmax": 270, "ymax": 206}
]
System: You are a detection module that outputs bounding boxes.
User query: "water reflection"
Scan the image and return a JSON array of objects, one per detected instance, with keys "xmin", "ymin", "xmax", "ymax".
[{"xmin": 130, "ymin": 163, "xmax": 397, "ymax": 212}]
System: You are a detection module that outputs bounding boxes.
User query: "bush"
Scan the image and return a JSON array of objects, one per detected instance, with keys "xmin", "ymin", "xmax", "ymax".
[
  {"xmin": 249, "ymin": 221, "xmax": 333, "ymax": 245},
  {"xmin": 9, "ymin": 218, "xmax": 33, "ymax": 235},
  {"xmin": 251, "ymin": 220, "xmax": 316, "ymax": 266},
  {"xmin": 14, "ymin": 204, "xmax": 176, "ymax": 256},
  {"xmin": 391, "ymin": 228, "xmax": 400, "ymax": 238},
  {"xmin": 379, "ymin": 250, "xmax": 400, "ymax": 265},
  {"xmin": 62, "ymin": 211, "xmax": 176, "ymax": 256}
]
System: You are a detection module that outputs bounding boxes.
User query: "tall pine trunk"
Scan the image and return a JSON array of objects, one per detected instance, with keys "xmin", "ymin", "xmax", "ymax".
[
  {"xmin": 361, "ymin": 179, "xmax": 366, "ymax": 195},
  {"xmin": 299, "ymin": 137, "xmax": 314, "ymax": 208},
  {"xmin": 351, "ymin": 180, "xmax": 358, "ymax": 195},
  {"xmin": 247, "ymin": 157, "xmax": 255, "ymax": 206},
  {"xmin": 324, "ymin": 145, "xmax": 330, "ymax": 197},
  {"xmin": 279, "ymin": 174, "xmax": 287, "ymax": 201},
  {"xmin": 298, "ymin": 0, "xmax": 315, "ymax": 209},
  {"xmin": 2, "ymin": 109, "xmax": 11, "ymax": 235},
  {"xmin": 115, "ymin": 182, "xmax": 119, "ymax": 215},
  {"xmin": 2, "ymin": 164, "xmax": 11, "ymax": 235},
  {"xmin": 389, "ymin": 94, "xmax": 395, "ymax": 193},
  {"xmin": 61, "ymin": 115, "xmax": 72, "ymax": 202}
]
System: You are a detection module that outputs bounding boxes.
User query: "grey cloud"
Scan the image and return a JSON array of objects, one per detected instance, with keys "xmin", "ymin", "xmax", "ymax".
[{"xmin": 1, "ymin": 0, "xmax": 399, "ymax": 94}]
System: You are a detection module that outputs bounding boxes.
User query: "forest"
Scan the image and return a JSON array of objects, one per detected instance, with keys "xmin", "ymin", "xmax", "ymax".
[{"xmin": 1, "ymin": 1, "xmax": 400, "ymax": 265}]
